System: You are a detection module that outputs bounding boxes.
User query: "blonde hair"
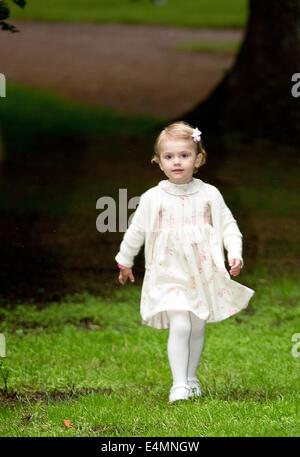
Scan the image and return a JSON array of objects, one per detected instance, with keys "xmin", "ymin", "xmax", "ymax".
[{"xmin": 151, "ymin": 120, "xmax": 207, "ymax": 174}]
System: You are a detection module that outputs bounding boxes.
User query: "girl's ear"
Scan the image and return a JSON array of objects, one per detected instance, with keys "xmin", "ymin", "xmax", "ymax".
[
  {"xmin": 158, "ymin": 160, "xmax": 164, "ymax": 172},
  {"xmin": 196, "ymin": 152, "xmax": 203, "ymax": 166}
]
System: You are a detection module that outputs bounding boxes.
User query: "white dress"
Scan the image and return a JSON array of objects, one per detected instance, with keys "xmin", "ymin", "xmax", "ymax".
[{"xmin": 140, "ymin": 178, "xmax": 255, "ymax": 329}]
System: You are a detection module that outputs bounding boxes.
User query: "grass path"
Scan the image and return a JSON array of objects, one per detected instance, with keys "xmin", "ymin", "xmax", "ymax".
[{"xmin": 1, "ymin": 22, "xmax": 243, "ymax": 118}]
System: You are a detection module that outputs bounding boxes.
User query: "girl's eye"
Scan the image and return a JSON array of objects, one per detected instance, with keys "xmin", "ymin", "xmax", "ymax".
[{"xmin": 164, "ymin": 153, "xmax": 190, "ymax": 159}]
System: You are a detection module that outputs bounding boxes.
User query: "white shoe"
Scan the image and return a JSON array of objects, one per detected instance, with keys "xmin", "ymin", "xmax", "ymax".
[
  {"xmin": 187, "ymin": 378, "xmax": 202, "ymax": 398},
  {"xmin": 168, "ymin": 383, "xmax": 191, "ymax": 403}
]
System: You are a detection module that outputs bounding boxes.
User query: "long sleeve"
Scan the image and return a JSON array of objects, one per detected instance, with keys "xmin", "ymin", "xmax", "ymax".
[
  {"xmin": 114, "ymin": 193, "xmax": 146, "ymax": 268},
  {"xmin": 216, "ymin": 189, "xmax": 244, "ymax": 269}
]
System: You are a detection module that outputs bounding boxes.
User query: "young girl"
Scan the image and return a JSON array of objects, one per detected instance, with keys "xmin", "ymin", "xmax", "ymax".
[{"xmin": 115, "ymin": 121, "xmax": 255, "ymax": 403}]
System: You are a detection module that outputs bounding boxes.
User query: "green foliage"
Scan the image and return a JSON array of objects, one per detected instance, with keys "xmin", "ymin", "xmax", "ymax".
[
  {"xmin": 10, "ymin": 0, "xmax": 247, "ymax": 28},
  {"xmin": 0, "ymin": 359, "xmax": 9, "ymax": 394},
  {"xmin": 0, "ymin": 2, "xmax": 10, "ymax": 21},
  {"xmin": 13, "ymin": 0, "xmax": 26, "ymax": 7},
  {"xmin": 176, "ymin": 41, "xmax": 240, "ymax": 54},
  {"xmin": 0, "ymin": 82, "xmax": 161, "ymax": 158},
  {"xmin": 0, "ymin": 0, "xmax": 26, "ymax": 32}
]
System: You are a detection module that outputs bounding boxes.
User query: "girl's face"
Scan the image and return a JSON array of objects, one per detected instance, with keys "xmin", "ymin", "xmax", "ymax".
[{"xmin": 158, "ymin": 137, "xmax": 202, "ymax": 184}]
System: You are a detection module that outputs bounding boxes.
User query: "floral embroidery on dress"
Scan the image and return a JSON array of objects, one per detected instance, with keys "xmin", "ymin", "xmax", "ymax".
[
  {"xmin": 229, "ymin": 307, "xmax": 238, "ymax": 315},
  {"xmin": 196, "ymin": 250, "xmax": 207, "ymax": 262},
  {"xmin": 166, "ymin": 271, "xmax": 175, "ymax": 279},
  {"xmin": 169, "ymin": 286, "xmax": 180, "ymax": 295},
  {"xmin": 190, "ymin": 276, "xmax": 196, "ymax": 289},
  {"xmin": 169, "ymin": 213, "xmax": 175, "ymax": 228},
  {"xmin": 165, "ymin": 245, "xmax": 174, "ymax": 256},
  {"xmin": 217, "ymin": 288, "xmax": 232, "ymax": 299},
  {"xmin": 204, "ymin": 201, "xmax": 213, "ymax": 226},
  {"xmin": 197, "ymin": 265, "xmax": 203, "ymax": 274},
  {"xmin": 139, "ymin": 178, "xmax": 254, "ymax": 329}
]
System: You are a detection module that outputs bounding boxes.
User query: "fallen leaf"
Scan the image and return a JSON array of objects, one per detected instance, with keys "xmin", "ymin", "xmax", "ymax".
[{"xmin": 63, "ymin": 419, "xmax": 74, "ymax": 428}]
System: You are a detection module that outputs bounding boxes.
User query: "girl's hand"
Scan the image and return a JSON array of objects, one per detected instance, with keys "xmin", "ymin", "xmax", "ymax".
[
  {"xmin": 228, "ymin": 259, "xmax": 242, "ymax": 277},
  {"xmin": 118, "ymin": 267, "xmax": 135, "ymax": 285}
]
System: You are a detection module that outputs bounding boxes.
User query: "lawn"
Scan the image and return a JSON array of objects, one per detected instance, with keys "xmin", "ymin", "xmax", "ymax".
[
  {"xmin": 0, "ymin": 83, "xmax": 300, "ymax": 436},
  {"xmin": 11, "ymin": 0, "xmax": 247, "ymax": 28},
  {"xmin": 0, "ymin": 268, "xmax": 300, "ymax": 437},
  {"xmin": 176, "ymin": 41, "xmax": 240, "ymax": 54},
  {"xmin": 0, "ymin": 83, "xmax": 162, "ymax": 161}
]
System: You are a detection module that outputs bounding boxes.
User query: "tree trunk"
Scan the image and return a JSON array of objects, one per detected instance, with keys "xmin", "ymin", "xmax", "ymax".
[{"xmin": 181, "ymin": 0, "xmax": 300, "ymax": 146}]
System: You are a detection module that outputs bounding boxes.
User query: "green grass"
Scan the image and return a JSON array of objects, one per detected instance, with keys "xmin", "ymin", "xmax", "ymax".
[
  {"xmin": 0, "ymin": 82, "xmax": 162, "ymax": 157},
  {"xmin": 176, "ymin": 41, "xmax": 240, "ymax": 54},
  {"xmin": 224, "ymin": 185, "xmax": 300, "ymax": 217},
  {"xmin": 1, "ymin": 83, "xmax": 299, "ymax": 217},
  {"xmin": 0, "ymin": 81, "xmax": 299, "ymax": 436},
  {"xmin": 0, "ymin": 78, "xmax": 299, "ymax": 273},
  {"xmin": 11, "ymin": 0, "xmax": 247, "ymax": 28},
  {"xmin": 0, "ymin": 82, "xmax": 163, "ymax": 216},
  {"xmin": 0, "ymin": 267, "xmax": 300, "ymax": 436}
]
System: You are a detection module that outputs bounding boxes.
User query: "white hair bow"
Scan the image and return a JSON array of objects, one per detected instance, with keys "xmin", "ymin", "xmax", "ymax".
[{"xmin": 192, "ymin": 127, "xmax": 202, "ymax": 143}]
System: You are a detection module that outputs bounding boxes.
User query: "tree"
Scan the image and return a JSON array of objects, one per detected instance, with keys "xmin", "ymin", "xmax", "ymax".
[
  {"xmin": 181, "ymin": 0, "xmax": 300, "ymax": 146},
  {"xmin": 0, "ymin": 0, "xmax": 26, "ymax": 32}
]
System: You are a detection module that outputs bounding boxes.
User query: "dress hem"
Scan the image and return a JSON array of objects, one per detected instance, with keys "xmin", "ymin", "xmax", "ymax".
[{"xmin": 141, "ymin": 302, "xmax": 250, "ymax": 330}]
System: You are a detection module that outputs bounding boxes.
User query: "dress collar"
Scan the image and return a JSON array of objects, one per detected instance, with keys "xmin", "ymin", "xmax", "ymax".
[{"xmin": 158, "ymin": 177, "xmax": 204, "ymax": 196}]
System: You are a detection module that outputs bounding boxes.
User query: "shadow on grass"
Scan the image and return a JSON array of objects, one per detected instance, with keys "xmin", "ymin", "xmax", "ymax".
[
  {"xmin": 0, "ymin": 84, "xmax": 163, "ymax": 303},
  {"xmin": 0, "ymin": 386, "xmax": 114, "ymax": 406},
  {"xmin": 0, "ymin": 382, "xmax": 282, "ymax": 407}
]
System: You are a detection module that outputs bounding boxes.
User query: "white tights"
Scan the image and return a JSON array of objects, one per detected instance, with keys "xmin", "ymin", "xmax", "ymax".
[{"xmin": 167, "ymin": 310, "xmax": 206, "ymax": 387}]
